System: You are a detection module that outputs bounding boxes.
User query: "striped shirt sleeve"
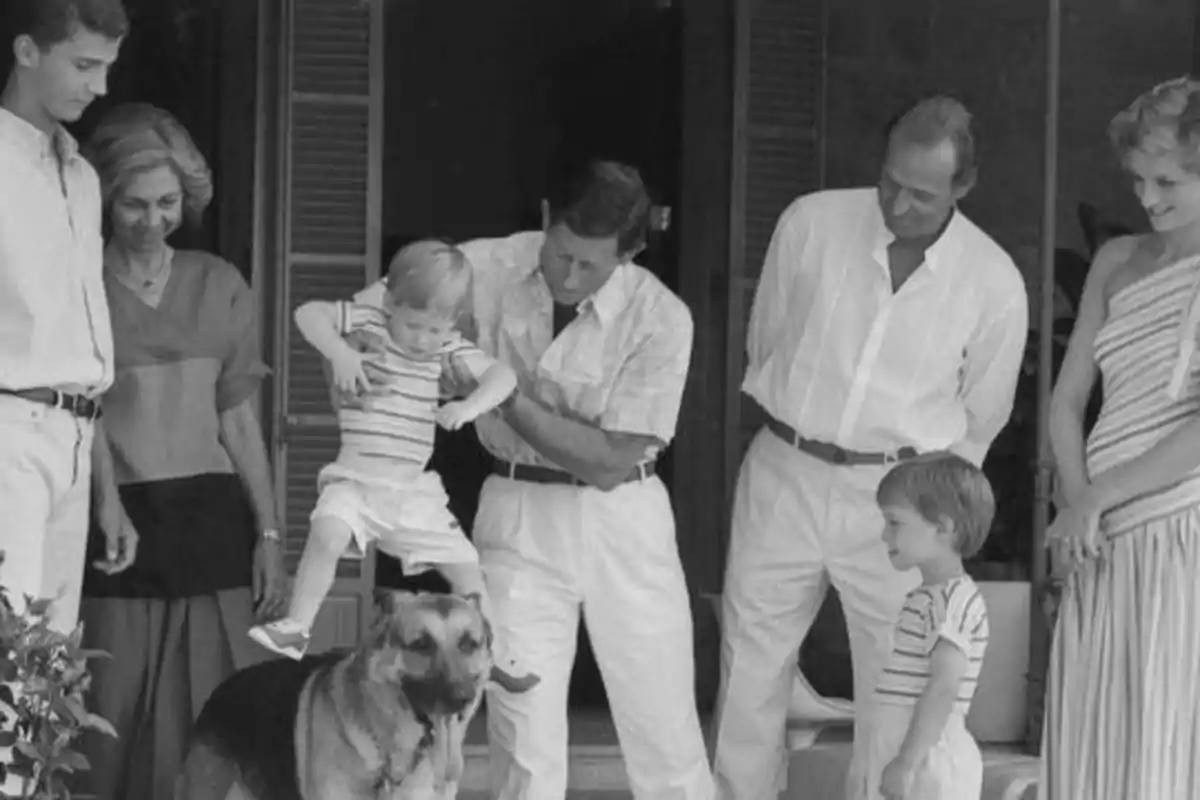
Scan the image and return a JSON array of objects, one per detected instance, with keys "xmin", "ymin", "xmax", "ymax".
[
  {"xmin": 334, "ymin": 300, "xmax": 387, "ymax": 336},
  {"xmin": 930, "ymin": 579, "xmax": 988, "ymax": 656}
]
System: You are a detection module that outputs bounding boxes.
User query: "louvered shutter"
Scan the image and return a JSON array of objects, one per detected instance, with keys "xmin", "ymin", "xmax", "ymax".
[
  {"xmin": 726, "ymin": 0, "xmax": 827, "ymax": 477},
  {"xmin": 271, "ymin": 0, "xmax": 384, "ymax": 652}
]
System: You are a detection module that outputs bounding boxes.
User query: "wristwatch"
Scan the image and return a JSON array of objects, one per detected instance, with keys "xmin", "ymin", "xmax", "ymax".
[{"xmin": 260, "ymin": 528, "xmax": 282, "ymax": 544}]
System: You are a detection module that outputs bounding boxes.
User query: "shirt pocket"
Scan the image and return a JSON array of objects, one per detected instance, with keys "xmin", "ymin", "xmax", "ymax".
[{"xmin": 538, "ymin": 338, "xmax": 613, "ymax": 422}]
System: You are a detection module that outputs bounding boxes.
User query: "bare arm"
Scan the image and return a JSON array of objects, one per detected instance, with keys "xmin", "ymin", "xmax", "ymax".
[
  {"xmin": 499, "ymin": 394, "xmax": 661, "ymax": 491},
  {"xmin": 500, "ymin": 302, "xmax": 693, "ymax": 491},
  {"xmin": 952, "ymin": 286, "xmax": 1029, "ymax": 467},
  {"xmin": 218, "ymin": 397, "xmax": 279, "ymax": 532},
  {"xmin": 894, "ymin": 640, "xmax": 970, "ymax": 768},
  {"xmin": 1049, "ymin": 237, "xmax": 1131, "ymax": 504},
  {"xmin": 294, "ymin": 300, "xmax": 359, "ymax": 364},
  {"xmin": 90, "ymin": 418, "xmax": 130, "ymax": 535},
  {"xmin": 457, "ymin": 361, "xmax": 517, "ymax": 418}
]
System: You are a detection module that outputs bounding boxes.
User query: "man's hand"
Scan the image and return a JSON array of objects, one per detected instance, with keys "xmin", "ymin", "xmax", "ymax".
[
  {"xmin": 93, "ymin": 518, "xmax": 138, "ymax": 574},
  {"xmin": 253, "ymin": 537, "xmax": 288, "ymax": 622}
]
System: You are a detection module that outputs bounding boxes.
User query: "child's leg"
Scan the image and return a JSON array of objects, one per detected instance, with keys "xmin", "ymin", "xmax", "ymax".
[
  {"xmin": 438, "ymin": 561, "xmax": 541, "ymax": 694},
  {"xmin": 248, "ymin": 516, "xmax": 353, "ymax": 659},
  {"xmin": 287, "ymin": 516, "xmax": 354, "ymax": 627}
]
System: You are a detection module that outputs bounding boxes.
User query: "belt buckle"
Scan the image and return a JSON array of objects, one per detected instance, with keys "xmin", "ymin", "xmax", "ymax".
[
  {"xmin": 635, "ymin": 463, "xmax": 648, "ymax": 482},
  {"xmin": 49, "ymin": 390, "xmax": 70, "ymax": 413},
  {"xmin": 882, "ymin": 450, "xmax": 900, "ymax": 467},
  {"xmin": 506, "ymin": 461, "xmax": 518, "ymax": 479}
]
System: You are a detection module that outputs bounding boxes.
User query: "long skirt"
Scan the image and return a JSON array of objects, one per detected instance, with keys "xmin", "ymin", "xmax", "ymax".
[
  {"xmin": 1039, "ymin": 507, "xmax": 1200, "ymax": 799},
  {"xmin": 77, "ymin": 589, "xmax": 271, "ymax": 800}
]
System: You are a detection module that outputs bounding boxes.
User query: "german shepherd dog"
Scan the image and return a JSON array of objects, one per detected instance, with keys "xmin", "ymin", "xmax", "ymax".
[{"xmin": 175, "ymin": 591, "xmax": 492, "ymax": 800}]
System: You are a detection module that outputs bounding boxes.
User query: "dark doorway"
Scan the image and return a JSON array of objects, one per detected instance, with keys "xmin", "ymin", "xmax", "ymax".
[
  {"xmin": 0, "ymin": 0, "xmax": 258, "ymax": 274},
  {"xmin": 377, "ymin": 0, "xmax": 683, "ymax": 712}
]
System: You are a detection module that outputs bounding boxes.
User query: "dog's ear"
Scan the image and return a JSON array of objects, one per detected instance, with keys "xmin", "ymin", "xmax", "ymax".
[
  {"xmin": 461, "ymin": 593, "xmax": 494, "ymax": 650},
  {"xmin": 375, "ymin": 589, "xmax": 419, "ymax": 616}
]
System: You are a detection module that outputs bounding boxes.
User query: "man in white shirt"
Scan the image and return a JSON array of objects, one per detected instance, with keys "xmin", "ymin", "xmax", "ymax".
[
  {"xmin": 0, "ymin": 0, "xmax": 137, "ymax": 634},
  {"xmin": 355, "ymin": 161, "xmax": 713, "ymax": 800},
  {"xmin": 711, "ymin": 97, "xmax": 1029, "ymax": 800}
]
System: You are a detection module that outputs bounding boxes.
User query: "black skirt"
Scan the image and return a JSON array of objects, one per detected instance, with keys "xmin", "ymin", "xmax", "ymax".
[{"xmin": 83, "ymin": 473, "xmax": 256, "ymax": 598}]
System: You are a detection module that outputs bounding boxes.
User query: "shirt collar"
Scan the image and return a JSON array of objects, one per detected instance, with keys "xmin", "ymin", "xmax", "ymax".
[
  {"xmin": 0, "ymin": 107, "xmax": 80, "ymax": 163},
  {"xmin": 518, "ymin": 230, "xmax": 631, "ymax": 326},
  {"xmin": 869, "ymin": 198, "xmax": 964, "ymax": 274}
]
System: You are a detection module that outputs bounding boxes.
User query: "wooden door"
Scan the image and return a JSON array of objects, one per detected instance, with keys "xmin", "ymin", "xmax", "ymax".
[{"xmin": 258, "ymin": 0, "xmax": 386, "ymax": 652}]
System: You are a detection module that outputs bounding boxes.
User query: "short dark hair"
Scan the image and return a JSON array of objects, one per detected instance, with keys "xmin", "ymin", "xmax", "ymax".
[
  {"xmin": 5, "ymin": 0, "xmax": 128, "ymax": 49},
  {"xmin": 886, "ymin": 95, "xmax": 978, "ymax": 188},
  {"xmin": 876, "ymin": 452, "xmax": 996, "ymax": 559},
  {"xmin": 544, "ymin": 159, "xmax": 652, "ymax": 257}
]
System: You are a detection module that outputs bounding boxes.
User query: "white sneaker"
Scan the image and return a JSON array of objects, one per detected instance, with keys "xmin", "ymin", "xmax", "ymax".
[{"xmin": 248, "ymin": 618, "xmax": 311, "ymax": 660}]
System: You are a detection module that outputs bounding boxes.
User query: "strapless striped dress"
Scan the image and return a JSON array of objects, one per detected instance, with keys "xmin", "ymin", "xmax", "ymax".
[{"xmin": 1040, "ymin": 256, "xmax": 1200, "ymax": 800}]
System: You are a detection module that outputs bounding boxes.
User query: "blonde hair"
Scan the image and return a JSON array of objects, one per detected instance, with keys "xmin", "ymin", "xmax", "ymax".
[
  {"xmin": 384, "ymin": 240, "xmax": 472, "ymax": 317},
  {"xmin": 83, "ymin": 103, "xmax": 213, "ymax": 226},
  {"xmin": 876, "ymin": 452, "xmax": 996, "ymax": 559},
  {"xmin": 1109, "ymin": 76, "xmax": 1200, "ymax": 172}
]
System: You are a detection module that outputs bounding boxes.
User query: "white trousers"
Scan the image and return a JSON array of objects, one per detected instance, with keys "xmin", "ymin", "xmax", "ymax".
[
  {"xmin": 0, "ymin": 396, "xmax": 93, "ymax": 798},
  {"xmin": 0, "ymin": 395, "xmax": 93, "ymax": 632},
  {"xmin": 475, "ymin": 473, "xmax": 713, "ymax": 800},
  {"xmin": 712, "ymin": 428, "xmax": 919, "ymax": 800}
]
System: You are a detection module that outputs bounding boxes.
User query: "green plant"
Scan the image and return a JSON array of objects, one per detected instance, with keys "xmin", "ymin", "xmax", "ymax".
[{"xmin": 0, "ymin": 555, "xmax": 115, "ymax": 800}]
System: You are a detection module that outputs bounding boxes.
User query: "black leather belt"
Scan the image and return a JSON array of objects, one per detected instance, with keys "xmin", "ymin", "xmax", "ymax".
[
  {"xmin": 765, "ymin": 417, "xmax": 916, "ymax": 466},
  {"xmin": 492, "ymin": 459, "xmax": 655, "ymax": 486},
  {"xmin": 0, "ymin": 388, "xmax": 102, "ymax": 420}
]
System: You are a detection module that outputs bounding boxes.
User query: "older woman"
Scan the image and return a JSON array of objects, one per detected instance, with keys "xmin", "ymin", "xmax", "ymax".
[
  {"xmin": 76, "ymin": 103, "xmax": 287, "ymax": 800},
  {"xmin": 1042, "ymin": 76, "xmax": 1200, "ymax": 799}
]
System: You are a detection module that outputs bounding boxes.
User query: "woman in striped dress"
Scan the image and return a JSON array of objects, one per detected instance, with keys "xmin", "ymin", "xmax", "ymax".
[{"xmin": 1041, "ymin": 76, "xmax": 1200, "ymax": 799}]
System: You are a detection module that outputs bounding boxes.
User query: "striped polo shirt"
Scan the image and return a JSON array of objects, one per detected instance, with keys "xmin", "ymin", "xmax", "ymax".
[
  {"xmin": 874, "ymin": 575, "xmax": 989, "ymax": 714},
  {"xmin": 332, "ymin": 301, "xmax": 492, "ymax": 477}
]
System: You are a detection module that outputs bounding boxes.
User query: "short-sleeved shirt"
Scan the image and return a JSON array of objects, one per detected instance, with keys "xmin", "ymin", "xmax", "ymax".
[
  {"xmin": 84, "ymin": 251, "xmax": 269, "ymax": 598},
  {"xmin": 0, "ymin": 108, "xmax": 112, "ymax": 396},
  {"xmin": 330, "ymin": 301, "xmax": 496, "ymax": 479},
  {"xmin": 874, "ymin": 575, "xmax": 989, "ymax": 715},
  {"xmin": 353, "ymin": 232, "xmax": 695, "ymax": 470}
]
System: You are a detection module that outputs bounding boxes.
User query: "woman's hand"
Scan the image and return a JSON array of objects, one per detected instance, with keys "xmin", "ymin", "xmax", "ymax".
[
  {"xmin": 1046, "ymin": 494, "xmax": 1104, "ymax": 574},
  {"xmin": 253, "ymin": 535, "xmax": 289, "ymax": 622}
]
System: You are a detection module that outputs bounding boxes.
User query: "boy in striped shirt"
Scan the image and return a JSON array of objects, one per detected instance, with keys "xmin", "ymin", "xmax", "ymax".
[
  {"xmin": 858, "ymin": 452, "xmax": 993, "ymax": 800},
  {"xmin": 249, "ymin": 240, "xmax": 538, "ymax": 692}
]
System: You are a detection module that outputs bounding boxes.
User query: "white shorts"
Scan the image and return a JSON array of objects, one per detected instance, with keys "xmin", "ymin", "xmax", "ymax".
[
  {"xmin": 855, "ymin": 702, "xmax": 982, "ymax": 800},
  {"xmin": 311, "ymin": 464, "xmax": 479, "ymax": 575}
]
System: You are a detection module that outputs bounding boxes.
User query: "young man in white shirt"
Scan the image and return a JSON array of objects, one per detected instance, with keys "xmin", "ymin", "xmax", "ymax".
[
  {"xmin": 712, "ymin": 96, "xmax": 1029, "ymax": 800},
  {"xmin": 0, "ymin": 0, "xmax": 136, "ymax": 634}
]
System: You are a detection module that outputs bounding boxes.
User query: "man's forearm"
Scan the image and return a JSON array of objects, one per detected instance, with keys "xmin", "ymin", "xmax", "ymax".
[
  {"xmin": 501, "ymin": 393, "xmax": 653, "ymax": 491},
  {"xmin": 91, "ymin": 419, "xmax": 127, "ymax": 532}
]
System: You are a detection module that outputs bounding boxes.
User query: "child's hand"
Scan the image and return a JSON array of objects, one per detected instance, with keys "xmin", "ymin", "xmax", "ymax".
[
  {"xmin": 330, "ymin": 345, "xmax": 371, "ymax": 395},
  {"xmin": 437, "ymin": 401, "xmax": 478, "ymax": 431},
  {"xmin": 879, "ymin": 755, "xmax": 916, "ymax": 799}
]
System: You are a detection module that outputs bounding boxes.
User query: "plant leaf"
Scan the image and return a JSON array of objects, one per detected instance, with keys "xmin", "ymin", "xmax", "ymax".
[
  {"xmin": 56, "ymin": 749, "xmax": 89, "ymax": 772},
  {"xmin": 84, "ymin": 713, "xmax": 118, "ymax": 739}
]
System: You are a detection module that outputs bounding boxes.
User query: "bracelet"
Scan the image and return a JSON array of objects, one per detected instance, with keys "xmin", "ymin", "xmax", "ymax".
[{"xmin": 260, "ymin": 528, "xmax": 282, "ymax": 543}]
